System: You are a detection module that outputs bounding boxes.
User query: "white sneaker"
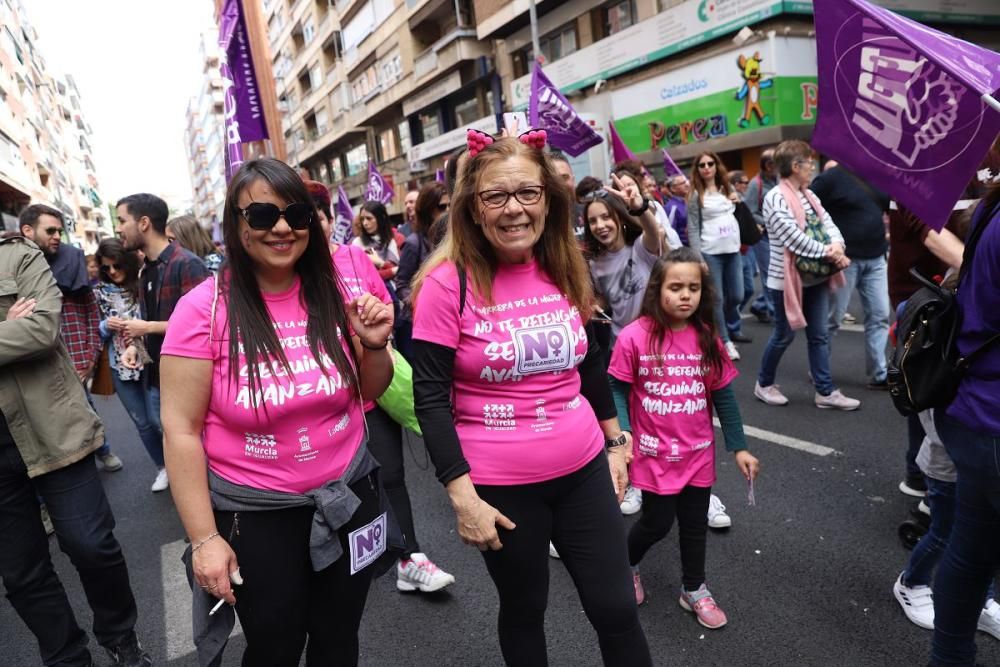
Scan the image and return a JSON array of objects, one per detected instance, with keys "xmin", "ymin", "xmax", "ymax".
[
  {"xmin": 893, "ymin": 572, "xmax": 934, "ymax": 630},
  {"xmin": 620, "ymin": 486, "xmax": 642, "ymax": 515},
  {"xmin": 549, "ymin": 541, "xmax": 560, "ymax": 559},
  {"xmin": 979, "ymin": 599, "xmax": 1000, "ymax": 640},
  {"xmin": 754, "ymin": 382, "xmax": 789, "ymax": 406},
  {"xmin": 707, "ymin": 494, "xmax": 732, "ymax": 529},
  {"xmin": 724, "ymin": 341, "xmax": 740, "ymax": 361},
  {"xmin": 151, "ymin": 468, "xmax": 169, "ymax": 492},
  {"xmin": 396, "ymin": 553, "xmax": 455, "ymax": 592},
  {"xmin": 814, "ymin": 389, "xmax": 861, "ymax": 411}
]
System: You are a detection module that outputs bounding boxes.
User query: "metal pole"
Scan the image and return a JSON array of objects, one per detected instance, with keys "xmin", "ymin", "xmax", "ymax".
[{"xmin": 528, "ymin": 0, "xmax": 541, "ymax": 63}]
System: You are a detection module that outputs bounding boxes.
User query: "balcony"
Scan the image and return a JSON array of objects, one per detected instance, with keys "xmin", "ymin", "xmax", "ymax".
[{"xmin": 412, "ymin": 29, "xmax": 486, "ymax": 83}]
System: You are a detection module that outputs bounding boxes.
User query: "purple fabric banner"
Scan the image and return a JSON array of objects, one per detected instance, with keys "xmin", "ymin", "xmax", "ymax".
[
  {"xmin": 609, "ymin": 121, "xmax": 636, "ymax": 164},
  {"xmin": 219, "ymin": 0, "xmax": 268, "ymax": 179},
  {"xmin": 435, "ymin": 169, "xmax": 446, "ymax": 183},
  {"xmin": 332, "ymin": 186, "xmax": 354, "ymax": 245},
  {"xmin": 662, "ymin": 149, "xmax": 683, "ymax": 178},
  {"xmin": 813, "ymin": 0, "xmax": 1000, "ymax": 230},
  {"xmin": 364, "ymin": 162, "xmax": 394, "ymax": 205},
  {"xmin": 528, "ymin": 63, "xmax": 602, "ymax": 157}
]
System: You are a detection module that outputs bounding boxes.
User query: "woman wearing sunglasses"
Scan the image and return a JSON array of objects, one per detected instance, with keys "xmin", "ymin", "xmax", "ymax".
[
  {"xmin": 687, "ymin": 150, "xmax": 746, "ymax": 361},
  {"xmin": 94, "ymin": 238, "xmax": 165, "ymax": 491},
  {"xmin": 159, "ymin": 157, "xmax": 397, "ymax": 666},
  {"xmin": 411, "ymin": 137, "xmax": 652, "ymax": 666}
]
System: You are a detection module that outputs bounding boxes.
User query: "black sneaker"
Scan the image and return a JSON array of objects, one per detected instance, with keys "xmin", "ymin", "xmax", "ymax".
[
  {"xmin": 750, "ymin": 307, "xmax": 773, "ymax": 324},
  {"xmin": 899, "ymin": 475, "xmax": 927, "ymax": 498},
  {"xmin": 106, "ymin": 634, "xmax": 152, "ymax": 667}
]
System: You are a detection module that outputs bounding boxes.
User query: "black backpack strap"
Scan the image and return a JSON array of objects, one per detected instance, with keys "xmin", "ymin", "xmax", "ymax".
[{"xmin": 456, "ymin": 262, "xmax": 467, "ymax": 316}]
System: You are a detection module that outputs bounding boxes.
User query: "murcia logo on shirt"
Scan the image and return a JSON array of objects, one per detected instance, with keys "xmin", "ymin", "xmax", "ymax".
[
  {"xmin": 244, "ymin": 433, "xmax": 278, "ymax": 461},
  {"xmin": 512, "ymin": 322, "xmax": 573, "ymax": 375},
  {"xmin": 639, "ymin": 434, "xmax": 660, "ymax": 457}
]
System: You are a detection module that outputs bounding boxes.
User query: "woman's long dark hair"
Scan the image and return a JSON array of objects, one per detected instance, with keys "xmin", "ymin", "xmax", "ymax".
[
  {"xmin": 222, "ymin": 158, "xmax": 358, "ymax": 408},
  {"xmin": 581, "ymin": 192, "xmax": 642, "ymax": 258},
  {"xmin": 639, "ymin": 248, "xmax": 723, "ymax": 378},
  {"xmin": 415, "ymin": 181, "xmax": 447, "ymax": 236},
  {"xmin": 95, "ymin": 238, "xmax": 141, "ymax": 300},
  {"xmin": 359, "ymin": 201, "xmax": 393, "ymax": 247}
]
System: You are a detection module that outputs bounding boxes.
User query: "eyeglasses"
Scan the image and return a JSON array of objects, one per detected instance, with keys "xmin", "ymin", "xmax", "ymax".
[
  {"xmin": 697, "ymin": 161, "xmax": 716, "ymax": 169},
  {"xmin": 239, "ymin": 202, "xmax": 313, "ymax": 230},
  {"xmin": 44, "ymin": 227, "xmax": 63, "ymax": 236},
  {"xmin": 737, "ymin": 180, "xmax": 749, "ymax": 185},
  {"xmin": 582, "ymin": 189, "xmax": 610, "ymax": 202},
  {"xmin": 477, "ymin": 185, "xmax": 544, "ymax": 209}
]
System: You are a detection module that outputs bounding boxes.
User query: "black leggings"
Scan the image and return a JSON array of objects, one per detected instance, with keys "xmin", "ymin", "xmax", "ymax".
[
  {"xmin": 627, "ymin": 485, "xmax": 711, "ymax": 591},
  {"xmin": 213, "ymin": 472, "xmax": 383, "ymax": 667},
  {"xmin": 365, "ymin": 405, "xmax": 419, "ymax": 557},
  {"xmin": 475, "ymin": 454, "xmax": 652, "ymax": 667}
]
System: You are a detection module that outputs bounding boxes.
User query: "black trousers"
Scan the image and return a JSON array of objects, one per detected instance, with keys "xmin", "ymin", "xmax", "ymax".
[
  {"xmin": 365, "ymin": 405, "xmax": 419, "ymax": 557},
  {"xmin": 214, "ymin": 470, "xmax": 385, "ymax": 667},
  {"xmin": 0, "ymin": 437, "xmax": 138, "ymax": 667},
  {"xmin": 475, "ymin": 454, "xmax": 652, "ymax": 667},
  {"xmin": 627, "ymin": 485, "xmax": 712, "ymax": 591}
]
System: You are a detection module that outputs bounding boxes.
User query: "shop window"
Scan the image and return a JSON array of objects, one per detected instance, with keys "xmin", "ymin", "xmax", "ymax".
[
  {"xmin": 345, "ymin": 143, "xmax": 368, "ymax": 176},
  {"xmin": 601, "ymin": 0, "xmax": 637, "ymax": 38}
]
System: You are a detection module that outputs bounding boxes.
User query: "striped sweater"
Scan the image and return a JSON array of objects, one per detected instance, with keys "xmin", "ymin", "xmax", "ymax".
[{"xmin": 762, "ymin": 186, "xmax": 844, "ymax": 291}]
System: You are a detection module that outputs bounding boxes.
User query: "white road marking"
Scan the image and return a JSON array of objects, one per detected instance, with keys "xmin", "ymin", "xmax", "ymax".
[
  {"xmin": 161, "ymin": 538, "xmax": 243, "ymax": 660},
  {"xmin": 713, "ymin": 418, "xmax": 841, "ymax": 457}
]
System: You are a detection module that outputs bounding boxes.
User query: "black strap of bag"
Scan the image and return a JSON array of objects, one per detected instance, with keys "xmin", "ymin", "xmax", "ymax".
[{"xmin": 457, "ymin": 262, "xmax": 467, "ymax": 316}]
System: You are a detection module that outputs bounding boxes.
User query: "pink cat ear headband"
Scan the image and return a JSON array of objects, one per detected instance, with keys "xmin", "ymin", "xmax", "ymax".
[{"xmin": 466, "ymin": 128, "xmax": 548, "ymax": 158}]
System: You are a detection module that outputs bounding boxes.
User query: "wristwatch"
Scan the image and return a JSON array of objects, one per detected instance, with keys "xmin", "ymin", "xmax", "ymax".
[
  {"xmin": 627, "ymin": 197, "xmax": 650, "ymax": 217},
  {"xmin": 605, "ymin": 432, "xmax": 628, "ymax": 450}
]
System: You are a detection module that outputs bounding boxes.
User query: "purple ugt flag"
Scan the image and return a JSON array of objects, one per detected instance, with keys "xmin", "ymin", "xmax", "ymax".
[
  {"xmin": 608, "ymin": 121, "xmax": 636, "ymax": 164},
  {"xmin": 219, "ymin": 0, "xmax": 268, "ymax": 179},
  {"xmin": 812, "ymin": 0, "xmax": 1000, "ymax": 231},
  {"xmin": 332, "ymin": 186, "xmax": 354, "ymax": 245},
  {"xmin": 365, "ymin": 162, "xmax": 394, "ymax": 205},
  {"xmin": 528, "ymin": 63, "xmax": 602, "ymax": 157},
  {"xmin": 662, "ymin": 149, "xmax": 683, "ymax": 178}
]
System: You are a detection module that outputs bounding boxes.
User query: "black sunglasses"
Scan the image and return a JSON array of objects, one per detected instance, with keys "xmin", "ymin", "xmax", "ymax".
[
  {"xmin": 239, "ymin": 202, "xmax": 313, "ymax": 230},
  {"xmin": 100, "ymin": 262, "xmax": 123, "ymax": 272},
  {"xmin": 44, "ymin": 227, "xmax": 63, "ymax": 236},
  {"xmin": 436, "ymin": 202, "xmax": 450, "ymax": 211},
  {"xmin": 697, "ymin": 161, "xmax": 716, "ymax": 169}
]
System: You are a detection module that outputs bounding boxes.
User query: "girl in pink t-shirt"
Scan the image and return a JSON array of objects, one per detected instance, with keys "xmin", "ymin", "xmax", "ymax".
[{"xmin": 609, "ymin": 248, "xmax": 760, "ymax": 630}]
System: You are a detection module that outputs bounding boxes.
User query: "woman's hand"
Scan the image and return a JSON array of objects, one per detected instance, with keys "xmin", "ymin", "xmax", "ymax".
[
  {"xmin": 365, "ymin": 247, "xmax": 385, "ymax": 268},
  {"xmin": 607, "ymin": 174, "xmax": 644, "ymax": 211},
  {"xmin": 6, "ymin": 297, "xmax": 36, "ymax": 321},
  {"xmin": 348, "ymin": 293, "xmax": 394, "ymax": 349},
  {"xmin": 192, "ymin": 536, "xmax": 240, "ymax": 605},
  {"xmin": 107, "ymin": 316, "xmax": 127, "ymax": 332},
  {"xmin": 607, "ymin": 436, "xmax": 631, "ymax": 503},
  {"xmin": 728, "ymin": 192, "xmax": 740, "ymax": 203},
  {"xmin": 452, "ymin": 494, "xmax": 516, "ymax": 551},
  {"xmin": 735, "ymin": 450, "xmax": 760, "ymax": 481},
  {"xmin": 121, "ymin": 345, "xmax": 141, "ymax": 370}
]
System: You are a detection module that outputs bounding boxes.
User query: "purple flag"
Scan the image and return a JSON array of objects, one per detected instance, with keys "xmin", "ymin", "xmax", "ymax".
[
  {"xmin": 219, "ymin": 0, "xmax": 268, "ymax": 179},
  {"xmin": 813, "ymin": 0, "xmax": 1000, "ymax": 230},
  {"xmin": 435, "ymin": 169, "xmax": 446, "ymax": 183},
  {"xmin": 608, "ymin": 121, "xmax": 636, "ymax": 164},
  {"xmin": 528, "ymin": 63, "xmax": 602, "ymax": 157},
  {"xmin": 662, "ymin": 149, "xmax": 682, "ymax": 178},
  {"xmin": 332, "ymin": 186, "xmax": 354, "ymax": 245},
  {"xmin": 364, "ymin": 162, "xmax": 394, "ymax": 205}
]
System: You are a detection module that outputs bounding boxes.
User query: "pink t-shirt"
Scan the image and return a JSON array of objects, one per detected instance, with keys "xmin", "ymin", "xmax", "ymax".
[
  {"xmin": 161, "ymin": 275, "xmax": 365, "ymax": 494},
  {"xmin": 332, "ymin": 243, "xmax": 392, "ymax": 413},
  {"xmin": 412, "ymin": 260, "xmax": 603, "ymax": 485},
  {"xmin": 608, "ymin": 317, "xmax": 738, "ymax": 495}
]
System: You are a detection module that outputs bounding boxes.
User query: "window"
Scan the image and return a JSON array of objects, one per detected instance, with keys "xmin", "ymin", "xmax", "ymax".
[
  {"xmin": 331, "ymin": 156, "xmax": 344, "ymax": 182},
  {"xmin": 315, "ymin": 107, "xmax": 329, "ymax": 134},
  {"xmin": 454, "ymin": 96, "xmax": 480, "ymax": 128},
  {"xmin": 378, "ymin": 127, "xmax": 398, "ymax": 161},
  {"xmin": 309, "ymin": 64, "xmax": 323, "ymax": 90},
  {"xmin": 513, "ymin": 23, "xmax": 577, "ymax": 77},
  {"xmin": 397, "ymin": 120, "xmax": 411, "ymax": 155},
  {"xmin": 419, "ymin": 108, "xmax": 441, "ymax": 143},
  {"xmin": 345, "ymin": 143, "xmax": 368, "ymax": 176},
  {"xmin": 350, "ymin": 64, "xmax": 380, "ymax": 104},
  {"xmin": 602, "ymin": 0, "xmax": 637, "ymax": 37},
  {"xmin": 303, "ymin": 17, "xmax": 316, "ymax": 45}
]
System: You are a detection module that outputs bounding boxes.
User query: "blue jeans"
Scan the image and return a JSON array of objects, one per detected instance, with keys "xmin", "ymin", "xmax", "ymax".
[
  {"xmin": 0, "ymin": 436, "xmax": 139, "ymax": 666},
  {"xmin": 727, "ymin": 253, "xmax": 756, "ymax": 335},
  {"xmin": 750, "ymin": 237, "xmax": 774, "ymax": 316},
  {"xmin": 111, "ymin": 371, "xmax": 164, "ymax": 468},
  {"xmin": 931, "ymin": 412, "xmax": 1000, "ymax": 666},
  {"xmin": 758, "ymin": 285, "xmax": 835, "ymax": 396},
  {"xmin": 703, "ymin": 252, "xmax": 743, "ymax": 342},
  {"xmin": 829, "ymin": 256, "xmax": 890, "ymax": 382}
]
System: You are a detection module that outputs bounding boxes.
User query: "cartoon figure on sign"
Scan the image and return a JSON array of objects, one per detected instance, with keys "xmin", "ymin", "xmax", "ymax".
[{"xmin": 735, "ymin": 51, "xmax": 773, "ymax": 128}]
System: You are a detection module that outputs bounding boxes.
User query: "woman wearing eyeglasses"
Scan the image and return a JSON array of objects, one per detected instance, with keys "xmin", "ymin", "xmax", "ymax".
[
  {"xmin": 159, "ymin": 157, "xmax": 397, "ymax": 666},
  {"xmin": 687, "ymin": 150, "xmax": 747, "ymax": 361},
  {"xmin": 394, "ymin": 181, "xmax": 450, "ymax": 360},
  {"xmin": 410, "ymin": 137, "xmax": 652, "ymax": 666},
  {"xmin": 94, "ymin": 238, "xmax": 165, "ymax": 491}
]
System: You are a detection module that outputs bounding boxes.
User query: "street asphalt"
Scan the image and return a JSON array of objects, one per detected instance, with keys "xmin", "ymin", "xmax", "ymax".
[{"xmin": 4, "ymin": 307, "xmax": 1000, "ymax": 666}]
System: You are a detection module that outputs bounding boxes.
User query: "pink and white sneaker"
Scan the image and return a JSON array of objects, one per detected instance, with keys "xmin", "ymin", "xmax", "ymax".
[
  {"xmin": 679, "ymin": 584, "xmax": 728, "ymax": 629},
  {"xmin": 396, "ymin": 553, "xmax": 455, "ymax": 592},
  {"xmin": 632, "ymin": 568, "xmax": 646, "ymax": 606}
]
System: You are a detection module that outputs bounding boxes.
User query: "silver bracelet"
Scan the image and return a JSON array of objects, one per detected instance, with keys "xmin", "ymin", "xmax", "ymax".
[{"xmin": 191, "ymin": 532, "xmax": 220, "ymax": 553}]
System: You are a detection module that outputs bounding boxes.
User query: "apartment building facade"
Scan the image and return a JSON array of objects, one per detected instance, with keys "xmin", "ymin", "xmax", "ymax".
[
  {"xmin": 0, "ymin": 0, "xmax": 109, "ymax": 249},
  {"xmin": 185, "ymin": 32, "xmax": 228, "ymax": 238}
]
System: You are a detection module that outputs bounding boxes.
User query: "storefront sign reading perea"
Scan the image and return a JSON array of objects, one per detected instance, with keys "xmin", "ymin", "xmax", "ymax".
[{"xmin": 610, "ymin": 37, "xmax": 818, "ymax": 153}]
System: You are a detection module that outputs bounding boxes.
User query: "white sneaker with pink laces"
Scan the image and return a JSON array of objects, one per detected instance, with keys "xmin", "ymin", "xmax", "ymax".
[{"xmin": 397, "ymin": 553, "xmax": 455, "ymax": 592}]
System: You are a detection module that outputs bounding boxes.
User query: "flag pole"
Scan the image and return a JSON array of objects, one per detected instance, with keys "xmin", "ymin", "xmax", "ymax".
[
  {"xmin": 983, "ymin": 93, "xmax": 1000, "ymax": 115},
  {"xmin": 529, "ymin": 0, "xmax": 541, "ymax": 65}
]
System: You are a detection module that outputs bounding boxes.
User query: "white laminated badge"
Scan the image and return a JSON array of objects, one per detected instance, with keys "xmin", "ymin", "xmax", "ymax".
[
  {"xmin": 512, "ymin": 322, "xmax": 574, "ymax": 375},
  {"xmin": 348, "ymin": 512, "xmax": 387, "ymax": 575}
]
